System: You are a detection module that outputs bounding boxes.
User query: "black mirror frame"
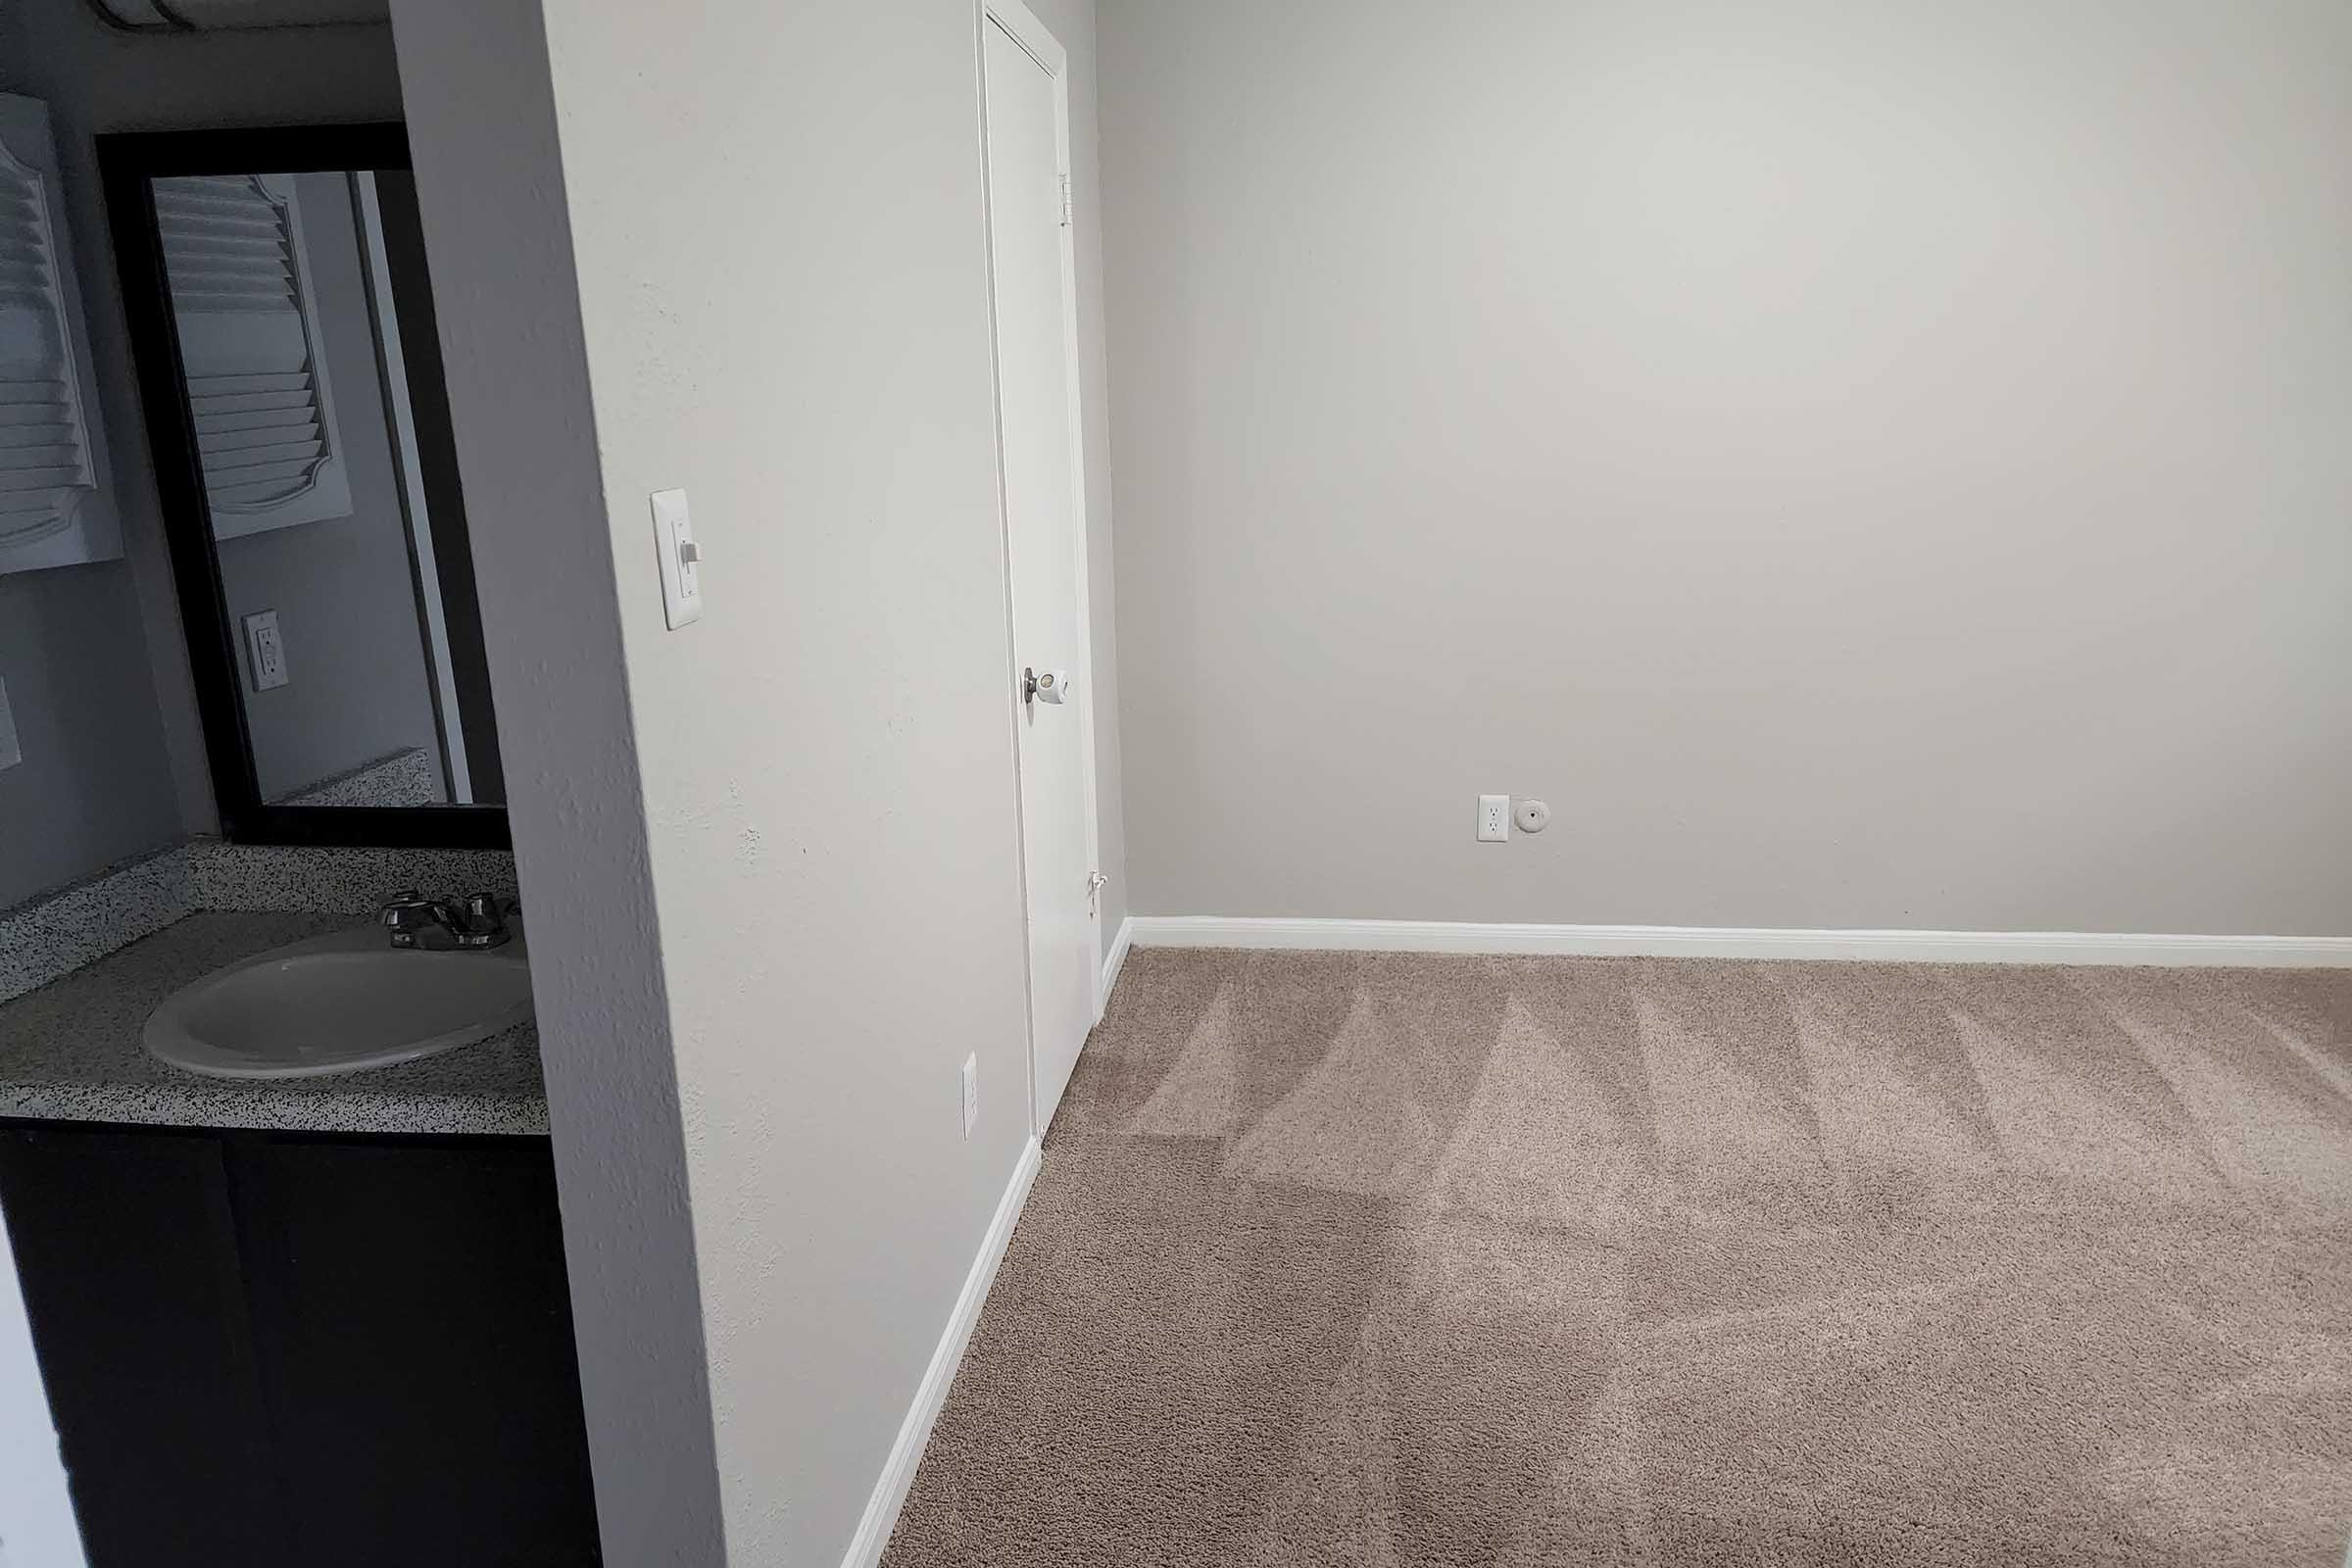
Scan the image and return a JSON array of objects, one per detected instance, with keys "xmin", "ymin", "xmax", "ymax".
[{"xmin": 98, "ymin": 122, "xmax": 508, "ymax": 851}]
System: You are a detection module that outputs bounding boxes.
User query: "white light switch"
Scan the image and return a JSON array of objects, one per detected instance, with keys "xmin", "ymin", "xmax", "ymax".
[
  {"xmin": 243, "ymin": 611, "xmax": 288, "ymax": 692},
  {"xmin": 651, "ymin": 488, "xmax": 703, "ymax": 629},
  {"xmin": 0, "ymin": 677, "xmax": 21, "ymax": 772}
]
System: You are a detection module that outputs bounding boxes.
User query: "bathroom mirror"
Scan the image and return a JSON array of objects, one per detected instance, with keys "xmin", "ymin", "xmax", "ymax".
[{"xmin": 100, "ymin": 124, "xmax": 506, "ymax": 848}]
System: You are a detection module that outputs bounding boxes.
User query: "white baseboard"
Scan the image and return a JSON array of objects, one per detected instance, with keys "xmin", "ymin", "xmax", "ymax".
[
  {"xmin": 1096, "ymin": 914, "xmax": 1134, "ymax": 1023},
  {"xmin": 839, "ymin": 1134, "xmax": 1043, "ymax": 1568},
  {"xmin": 1127, "ymin": 916, "xmax": 2352, "ymax": 969}
]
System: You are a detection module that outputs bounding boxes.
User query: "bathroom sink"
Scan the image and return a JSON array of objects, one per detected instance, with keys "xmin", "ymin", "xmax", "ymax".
[{"xmin": 143, "ymin": 922, "xmax": 533, "ymax": 1079}]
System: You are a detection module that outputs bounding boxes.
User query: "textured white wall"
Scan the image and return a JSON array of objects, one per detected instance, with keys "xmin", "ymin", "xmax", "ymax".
[
  {"xmin": 1101, "ymin": 0, "xmax": 2352, "ymax": 938},
  {"xmin": 398, "ymin": 0, "xmax": 1041, "ymax": 1561},
  {"xmin": 392, "ymin": 0, "xmax": 724, "ymax": 1559}
]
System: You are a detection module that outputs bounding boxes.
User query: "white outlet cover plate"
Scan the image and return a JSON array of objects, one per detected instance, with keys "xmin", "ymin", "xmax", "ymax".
[
  {"xmin": 651, "ymin": 487, "xmax": 703, "ymax": 629},
  {"xmin": 1478, "ymin": 794, "xmax": 1510, "ymax": 842},
  {"xmin": 243, "ymin": 610, "xmax": 288, "ymax": 692}
]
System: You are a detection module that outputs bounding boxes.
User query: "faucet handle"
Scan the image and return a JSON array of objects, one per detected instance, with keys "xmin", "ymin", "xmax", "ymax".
[
  {"xmin": 379, "ymin": 890, "xmax": 443, "ymax": 948},
  {"xmin": 455, "ymin": 891, "xmax": 514, "ymax": 950}
]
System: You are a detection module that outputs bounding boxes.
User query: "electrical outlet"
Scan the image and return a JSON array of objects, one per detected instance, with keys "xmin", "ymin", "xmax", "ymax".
[
  {"xmin": 243, "ymin": 610, "xmax": 288, "ymax": 692},
  {"xmin": 0, "ymin": 677, "xmax": 20, "ymax": 772},
  {"xmin": 960, "ymin": 1053, "xmax": 979, "ymax": 1139},
  {"xmin": 1478, "ymin": 794, "xmax": 1510, "ymax": 842}
]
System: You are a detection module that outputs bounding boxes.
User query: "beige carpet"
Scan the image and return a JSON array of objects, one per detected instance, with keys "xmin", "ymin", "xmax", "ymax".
[{"xmin": 884, "ymin": 951, "xmax": 2352, "ymax": 1566}]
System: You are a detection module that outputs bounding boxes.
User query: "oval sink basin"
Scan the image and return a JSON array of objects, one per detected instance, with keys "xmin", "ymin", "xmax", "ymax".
[{"xmin": 143, "ymin": 922, "xmax": 533, "ymax": 1079}]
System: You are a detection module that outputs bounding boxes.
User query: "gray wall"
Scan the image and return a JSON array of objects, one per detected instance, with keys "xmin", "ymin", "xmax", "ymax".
[
  {"xmin": 393, "ymin": 1, "xmax": 721, "ymax": 1556},
  {"xmin": 214, "ymin": 172, "xmax": 446, "ymax": 804},
  {"xmin": 0, "ymin": 568, "xmax": 182, "ymax": 906},
  {"xmin": 1101, "ymin": 0, "xmax": 2352, "ymax": 939},
  {"xmin": 0, "ymin": 0, "xmax": 408, "ymax": 893},
  {"xmin": 396, "ymin": 0, "xmax": 1043, "ymax": 1559},
  {"xmin": 0, "ymin": 1196, "xmax": 82, "ymax": 1567}
]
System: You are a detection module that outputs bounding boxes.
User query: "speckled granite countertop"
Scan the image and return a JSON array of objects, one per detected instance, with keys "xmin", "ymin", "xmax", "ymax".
[{"xmin": 0, "ymin": 912, "xmax": 549, "ymax": 1136}]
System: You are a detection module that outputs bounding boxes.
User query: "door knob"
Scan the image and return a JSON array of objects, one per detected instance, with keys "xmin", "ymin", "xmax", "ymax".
[{"xmin": 1021, "ymin": 667, "xmax": 1073, "ymax": 708}]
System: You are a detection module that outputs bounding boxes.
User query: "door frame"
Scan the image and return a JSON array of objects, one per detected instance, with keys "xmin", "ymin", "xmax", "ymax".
[{"xmin": 975, "ymin": 0, "xmax": 1105, "ymax": 1139}]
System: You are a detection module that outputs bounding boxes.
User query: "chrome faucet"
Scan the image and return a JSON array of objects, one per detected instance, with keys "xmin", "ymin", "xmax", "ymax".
[{"xmin": 377, "ymin": 889, "xmax": 516, "ymax": 951}]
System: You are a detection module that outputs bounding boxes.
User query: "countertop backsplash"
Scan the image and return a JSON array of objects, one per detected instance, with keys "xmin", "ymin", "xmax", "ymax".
[{"xmin": 0, "ymin": 840, "xmax": 519, "ymax": 1006}]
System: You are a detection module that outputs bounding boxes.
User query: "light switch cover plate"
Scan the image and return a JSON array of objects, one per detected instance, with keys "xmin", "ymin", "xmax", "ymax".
[
  {"xmin": 0, "ymin": 676, "xmax": 20, "ymax": 771},
  {"xmin": 651, "ymin": 488, "xmax": 703, "ymax": 629}
]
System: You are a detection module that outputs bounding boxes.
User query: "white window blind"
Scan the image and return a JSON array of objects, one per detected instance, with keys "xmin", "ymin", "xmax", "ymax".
[
  {"xmin": 155, "ymin": 172, "xmax": 351, "ymax": 535},
  {"xmin": 0, "ymin": 93, "xmax": 119, "ymax": 574}
]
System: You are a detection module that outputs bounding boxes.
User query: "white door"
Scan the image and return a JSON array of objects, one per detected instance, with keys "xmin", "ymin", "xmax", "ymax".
[{"xmin": 983, "ymin": 2, "xmax": 1100, "ymax": 1136}]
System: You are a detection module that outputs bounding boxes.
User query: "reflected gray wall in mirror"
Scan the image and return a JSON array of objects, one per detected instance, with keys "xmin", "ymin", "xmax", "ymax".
[
  {"xmin": 162, "ymin": 169, "xmax": 491, "ymax": 807},
  {"xmin": 104, "ymin": 124, "xmax": 506, "ymax": 847}
]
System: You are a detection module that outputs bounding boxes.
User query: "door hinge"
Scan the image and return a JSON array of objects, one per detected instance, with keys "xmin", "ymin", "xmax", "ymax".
[
  {"xmin": 1086, "ymin": 869, "xmax": 1109, "ymax": 910},
  {"xmin": 1058, "ymin": 172, "xmax": 1073, "ymax": 228}
]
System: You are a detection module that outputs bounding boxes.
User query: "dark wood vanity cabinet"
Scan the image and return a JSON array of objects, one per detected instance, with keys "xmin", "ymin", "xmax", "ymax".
[{"xmin": 0, "ymin": 1123, "xmax": 603, "ymax": 1567}]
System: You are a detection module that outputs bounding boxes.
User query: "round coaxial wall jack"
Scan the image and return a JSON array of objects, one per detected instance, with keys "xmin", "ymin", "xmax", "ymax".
[{"xmin": 1514, "ymin": 798, "xmax": 1551, "ymax": 834}]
